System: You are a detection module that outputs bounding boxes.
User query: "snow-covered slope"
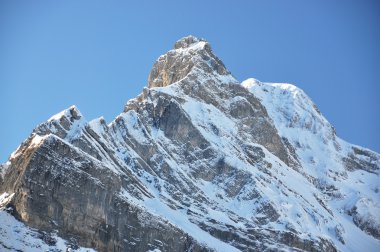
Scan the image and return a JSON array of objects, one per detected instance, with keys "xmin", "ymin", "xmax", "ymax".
[
  {"xmin": 242, "ymin": 78, "xmax": 380, "ymax": 251},
  {"xmin": 1, "ymin": 36, "xmax": 379, "ymax": 252}
]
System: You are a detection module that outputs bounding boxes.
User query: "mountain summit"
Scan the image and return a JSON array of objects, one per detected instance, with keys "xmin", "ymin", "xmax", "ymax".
[
  {"xmin": 1, "ymin": 36, "xmax": 379, "ymax": 252},
  {"xmin": 148, "ymin": 35, "xmax": 233, "ymax": 88}
]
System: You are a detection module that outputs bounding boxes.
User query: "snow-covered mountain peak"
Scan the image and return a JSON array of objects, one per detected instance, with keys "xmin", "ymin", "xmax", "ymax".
[
  {"xmin": 47, "ymin": 105, "xmax": 82, "ymax": 122},
  {"xmin": 1, "ymin": 37, "xmax": 380, "ymax": 252},
  {"xmin": 241, "ymin": 78, "xmax": 262, "ymax": 88},
  {"xmin": 33, "ymin": 105, "xmax": 87, "ymax": 141}
]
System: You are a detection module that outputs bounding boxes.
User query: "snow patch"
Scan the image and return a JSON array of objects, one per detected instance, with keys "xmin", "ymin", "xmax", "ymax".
[
  {"xmin": 0, "ymin": 192, "xmax": 14, "ymax": 207},
  {"xmin": 48, "ymin": 105, "xmax": 81, "ymax": 122}
]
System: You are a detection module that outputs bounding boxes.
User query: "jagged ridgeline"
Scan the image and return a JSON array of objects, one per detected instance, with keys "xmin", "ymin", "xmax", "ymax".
[{"xmin": 1, "ymin": 36, "xmax": 379, "ymax": 252}]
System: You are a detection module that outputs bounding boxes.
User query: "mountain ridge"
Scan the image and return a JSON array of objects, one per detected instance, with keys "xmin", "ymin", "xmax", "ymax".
[{"xmin": 1, "ymin": 36, "xmax": 379, "ymax": 252}]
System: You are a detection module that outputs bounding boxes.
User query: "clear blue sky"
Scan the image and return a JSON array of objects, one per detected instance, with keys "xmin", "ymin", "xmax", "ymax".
[{"xmin": 1, "ymin": 0, "xmax": 379, "ymax": 163}]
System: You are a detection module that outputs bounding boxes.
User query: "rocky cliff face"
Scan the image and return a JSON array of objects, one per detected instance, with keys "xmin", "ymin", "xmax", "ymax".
[{"xmin": 1, "ymin": 36, "xmax": 379, "ymax": 252}]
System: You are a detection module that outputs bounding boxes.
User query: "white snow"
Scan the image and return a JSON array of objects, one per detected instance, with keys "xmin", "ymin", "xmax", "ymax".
[
  {"xmin": 119, "ymin": 183, "xmax": 240, "ymax": 252},
  {"xmin": 0, "ymin": 192, "xmax": 14, "ymax": 207},
  {"xmin": 48, "ymin": 105, "xmax": 81, "ymax": 122},
  {"xmin": 143, "ymin": 197, "xmax": 240, "ymax": 252},
  {"xmin": 30, "ymin": 134, "xmax": 47, "ymax": 148},
  {"xmin": 354, "ymin": 198, "xmax": 380, "ymax": 231},
  {"xmin": 243, "ymin": 78, "xmax": 380, "ymax": 251}
]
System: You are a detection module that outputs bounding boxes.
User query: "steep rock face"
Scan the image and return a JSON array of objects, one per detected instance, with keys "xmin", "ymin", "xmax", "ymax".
[
  {"xmin": 1, "ymin": 130, "xmax": 206, "ymax": 252},
  {"xmin": 1, "ymin": 36, "xmax": 380, "ymax": 252}
]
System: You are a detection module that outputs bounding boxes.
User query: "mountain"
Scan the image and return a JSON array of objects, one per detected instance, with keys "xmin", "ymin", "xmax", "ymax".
[{"xmin": 1, "ymin": 36, "xmax": 379, "ymax": 252}]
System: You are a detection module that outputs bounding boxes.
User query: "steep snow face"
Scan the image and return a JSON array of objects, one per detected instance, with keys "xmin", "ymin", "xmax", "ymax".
[
  {"xmin": 242, "ymin": 78, "xmax": 335, "ymax": 136},
  {"xmin": 1, "ymin": 36, "xmax": 379, "ymax": 252},
  {"xmin": 243, "ymin": 78, "xmax": 380, "ymax": 251}
]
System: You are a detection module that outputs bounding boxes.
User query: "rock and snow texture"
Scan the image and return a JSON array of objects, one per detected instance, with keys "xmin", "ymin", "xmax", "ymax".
[
  {"xmin": 0, "ymin": 35, "xmax": 379, "ymax": 252},
  {"xmin": 0, "ymin": 199, "xmax": 95, "ymax": 252}
]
